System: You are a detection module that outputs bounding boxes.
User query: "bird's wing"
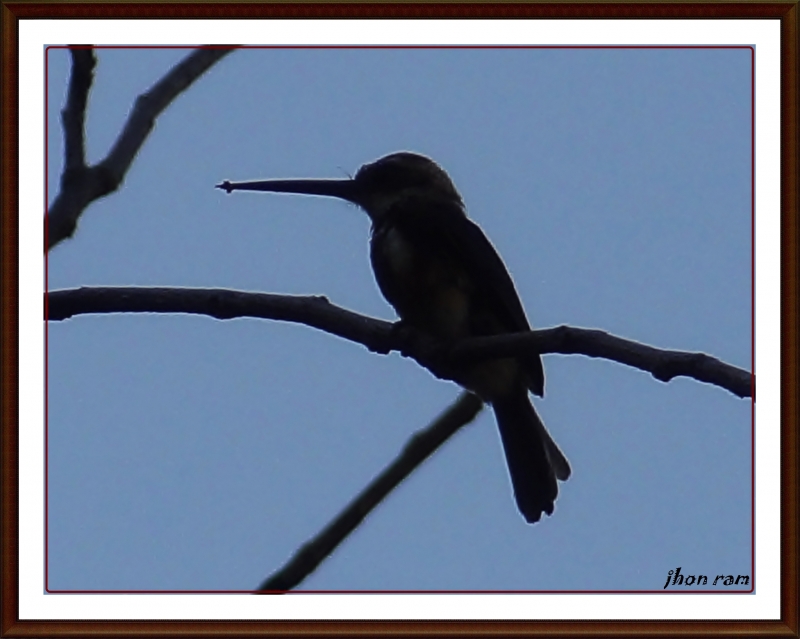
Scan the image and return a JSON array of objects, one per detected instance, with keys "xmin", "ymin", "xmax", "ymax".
[{"xmin": 388, "ymin": 195, "xmax": 545, "ymax": 396}]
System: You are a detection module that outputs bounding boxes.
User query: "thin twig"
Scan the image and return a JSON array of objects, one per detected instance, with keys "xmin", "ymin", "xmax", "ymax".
[
  {"xmin": 257, "ymin": 392, "xmax": 484, "ymax": 592},
  {"xmin": 46, "ymin": 46, "xmax": 236, "ymax": 251},
  {"xmin": 46, "ymin": 286, "xmax": 753, "ymax": 399}
]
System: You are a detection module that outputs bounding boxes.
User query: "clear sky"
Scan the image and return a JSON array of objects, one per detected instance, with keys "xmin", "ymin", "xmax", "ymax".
[{"xmin": 45, "ymin": 46, "xmax": 752, "ymax": 592}]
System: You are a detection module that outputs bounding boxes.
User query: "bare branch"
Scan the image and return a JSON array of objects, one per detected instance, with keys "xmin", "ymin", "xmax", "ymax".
[
  {"xmin": 101, "ymin": 47, "xmax": 236, "ymax": 186},
  {"xmin": 60, "ymin": 47, "xmax": 95, "ymax": 173},
  {"xmin": 451, "ymin": 328, "xmax": 753, "ymax": 400},
  {"xmin": 257, "ymin": 392, "xmax": 484, "ymax": 592},
  {"xmin": 47, "ymin": 286, "xmax": 391, "ymax": 352},
  {"xmin": 46, "ymin": 286, "xmax": 753, "ymax": 399},
  {"xmin": 46, "ymin": 46, "xmax": 236, "ymax": 252}
]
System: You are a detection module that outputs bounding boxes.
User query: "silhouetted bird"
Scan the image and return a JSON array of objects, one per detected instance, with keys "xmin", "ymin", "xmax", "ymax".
[{"xmin": 217, "ymin": 152, "xmax": 570, "ymax": 523}]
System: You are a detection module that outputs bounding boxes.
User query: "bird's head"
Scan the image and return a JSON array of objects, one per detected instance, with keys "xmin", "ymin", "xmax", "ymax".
[
  {"xmin": 352, "ymin": 152, "xmax": 463, "ymax": 217},
  {"xmin": 216, "ymin": 151, "xmax": 464, "ymax": 222}
]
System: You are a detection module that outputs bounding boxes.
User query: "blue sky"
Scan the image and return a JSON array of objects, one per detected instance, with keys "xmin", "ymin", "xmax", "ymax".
[{"xmin": 45, "ymin": 46, "xmax": 752, "ymax": 592}]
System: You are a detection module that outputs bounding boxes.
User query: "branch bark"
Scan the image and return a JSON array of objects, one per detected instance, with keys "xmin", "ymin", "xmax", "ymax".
[
  {"xmin": 257, "ymin": 392, "xmax": 484, "ymax": 592},
  {"xmin": 46, "ymin": 46, "xmax": 236, "ymax": 252},
  {"xmin": 46, "ymin": 286, "xmax": 753, "ymax": 399}
]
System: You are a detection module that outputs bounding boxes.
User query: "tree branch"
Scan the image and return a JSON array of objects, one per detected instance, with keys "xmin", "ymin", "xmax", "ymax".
[
  {"xmin": 61, "ymin": 47, "xmax": 94, "ymax": 173},
  {"xmin": 46, "ymin": 286, "xmax": 753, "ymax": 399},
  {"xmin": 257, "ymin": 392, "xmax": 484, "ymax": 592},
  {"xmin": 46, "ymin": 46, "xmax": 236, "ymax": 252},
  {"xmin": 450, "ymin": 328, "xmax": 754, "ymax": 400}
]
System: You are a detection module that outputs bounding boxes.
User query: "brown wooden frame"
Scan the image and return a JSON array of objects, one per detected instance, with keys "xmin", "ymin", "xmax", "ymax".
[{"xmin": 2, "ymin": 3, "xmax": 796, "ymax": 637}]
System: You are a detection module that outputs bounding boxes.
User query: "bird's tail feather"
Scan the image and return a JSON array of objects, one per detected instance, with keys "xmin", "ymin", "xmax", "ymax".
[{"xmin": 492, "ymin": 393, "xmax": 570, "ymax": 523}]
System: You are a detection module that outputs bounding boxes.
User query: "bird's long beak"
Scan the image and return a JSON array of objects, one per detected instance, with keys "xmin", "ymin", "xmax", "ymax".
[{"xmin": 215, "ymin": 177, "xmax": 360, "ymax": 205}]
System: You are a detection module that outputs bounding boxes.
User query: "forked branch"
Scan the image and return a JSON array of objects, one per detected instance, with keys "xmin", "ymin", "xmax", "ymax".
[{"xmin": 46, "ymin": 46, "xmax": 236, "ymax": 251}]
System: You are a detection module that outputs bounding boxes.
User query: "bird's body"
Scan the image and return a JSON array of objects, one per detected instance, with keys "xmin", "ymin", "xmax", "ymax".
[
  {"xmin": 369, "ymin": 193, "xmax": 531, "ymax": 399},
  {"xmin": 218, "ymin": 151, "xmax": 570, "ymax": 523}
]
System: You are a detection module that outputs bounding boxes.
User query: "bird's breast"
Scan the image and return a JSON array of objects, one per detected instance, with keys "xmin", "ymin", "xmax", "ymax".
[
  {"xmin": 371, "ymin": 225, "xmax": 470, "ymax": 340},
  {"xmin": 381, "ymin": 226, "xmax": 415, "ymax": 280},
  {"xmin": 370, "ymin": 221, "xmax": 523, "ymax": 402}
]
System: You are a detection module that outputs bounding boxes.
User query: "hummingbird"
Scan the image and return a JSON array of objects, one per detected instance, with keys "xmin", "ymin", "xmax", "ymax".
[{"xmin": 217, "ymin": 151, "xmax": 570, "ymax": 523}]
